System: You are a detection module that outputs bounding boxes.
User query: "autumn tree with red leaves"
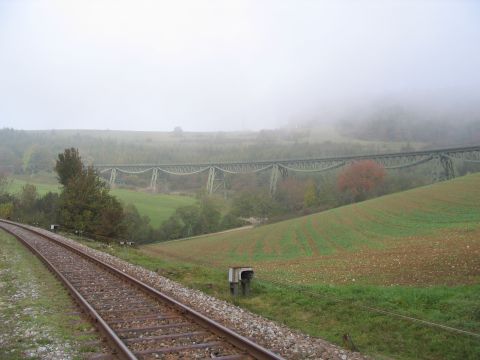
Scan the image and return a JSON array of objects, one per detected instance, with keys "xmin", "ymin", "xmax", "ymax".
[{"xmin": 337, "ymin": 160, "xmax": 386, "ymax": 202}]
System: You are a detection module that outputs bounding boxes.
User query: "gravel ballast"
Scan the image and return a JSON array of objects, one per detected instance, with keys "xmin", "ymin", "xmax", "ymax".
[{"xmin": 30, "ymin": 226, "xmax": 367, "ymax": 360}]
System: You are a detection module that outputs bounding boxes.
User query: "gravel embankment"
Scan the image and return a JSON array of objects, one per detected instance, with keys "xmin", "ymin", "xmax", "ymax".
[{"xmin": 32, "ymin": 226, "xmax": 368, "ymax": 360}]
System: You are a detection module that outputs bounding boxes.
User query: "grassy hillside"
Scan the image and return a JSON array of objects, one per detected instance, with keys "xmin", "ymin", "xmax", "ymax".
[
  {"xmin": 7, "ymin": 178, "xmax": 195, "ymax": 228},
  {"xmin": 144, "ymin": 173, "xmax": 480, "ymax": 286},
  {"xmin": 73, "ymin": 174, "xmax": 480, "ymax": 359},
  {"xmin": 136, "ymin": 174, "xmax": 480, "ymax": 359}
]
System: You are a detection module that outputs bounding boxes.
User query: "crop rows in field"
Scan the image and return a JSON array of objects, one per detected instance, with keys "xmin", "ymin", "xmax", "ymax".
[{"xmin": 144, "ymin": 174, "xmax": 480, "ymax": 286}]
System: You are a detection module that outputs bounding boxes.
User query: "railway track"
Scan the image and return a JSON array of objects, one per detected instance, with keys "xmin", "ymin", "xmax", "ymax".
[{"xmin": 0, "ymin": 220, "xmax": 283, "ymax": 360}]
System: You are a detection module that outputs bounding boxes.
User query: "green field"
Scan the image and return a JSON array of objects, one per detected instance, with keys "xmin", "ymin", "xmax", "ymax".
[
  {"xmin": 7, "ymin": 178, "xmax": 195, "ymax": 228},
  {"xmin": 133, "ymin": 173, "xmax": 480, "ymax": 359},
  {"xmin": 145, "ymin": 173, "xmax": 480, "ymax": 285},
  {"xmin": 109, "ymin": 187, "xmax": 195, "ymax": 228}
]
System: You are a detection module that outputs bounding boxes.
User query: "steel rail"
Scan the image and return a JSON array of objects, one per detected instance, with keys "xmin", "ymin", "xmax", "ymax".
[
  {"xmin": 92, "ymin": 144, "xmax": 480, "ymax": 169},
  {"xmin": 0, "ymin": 219, "xmax": 284, "ymax": 360}
]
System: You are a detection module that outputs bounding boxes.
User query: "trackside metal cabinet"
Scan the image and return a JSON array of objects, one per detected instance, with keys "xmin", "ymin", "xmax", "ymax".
[{"xmin": 229, "ymin": 267, "xmax": 254, "ymax": 296}]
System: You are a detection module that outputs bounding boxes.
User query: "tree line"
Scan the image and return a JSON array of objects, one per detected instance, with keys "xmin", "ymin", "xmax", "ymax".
[
  {"xmin": 2, "ymin": 145, "xmax": 478, "ymax": 244},
  {"xmin": 0, "ymin": 147, "xmax": 392, "ymax": 243},
  {"xmin": 0, "ymin": 127, "xmax": 415, "ymax": 176},
  {"xmin": 0, "ymin": 148, "xmax": 152, "ymax": 243}
]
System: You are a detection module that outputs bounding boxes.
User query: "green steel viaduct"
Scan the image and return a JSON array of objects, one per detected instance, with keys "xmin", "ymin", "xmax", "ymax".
[{"xmin": 93, "ymin": 145, "xmax": 480, "ymax": 196}]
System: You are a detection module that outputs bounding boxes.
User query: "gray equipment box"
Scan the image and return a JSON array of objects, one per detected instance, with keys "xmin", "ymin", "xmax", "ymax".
[{"xmin": 228, "ymin": 266, "xmax": 254, "ymax": 296}]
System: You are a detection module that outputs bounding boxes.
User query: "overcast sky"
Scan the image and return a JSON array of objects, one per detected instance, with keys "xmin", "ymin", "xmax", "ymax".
[{"xmin": 0, "ymin": 0, "xmax": 479, "ymax": 131}]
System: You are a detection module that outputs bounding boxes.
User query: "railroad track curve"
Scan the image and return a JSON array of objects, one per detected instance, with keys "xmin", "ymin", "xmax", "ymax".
[{"xmin": 0, "ymin": 219, "xmax": 284, "ymax": 360}]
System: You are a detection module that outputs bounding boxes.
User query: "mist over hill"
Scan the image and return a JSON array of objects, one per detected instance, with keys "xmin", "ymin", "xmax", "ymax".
[
  {"xmin": 2, "ymin": 105, "xmax": 479, "ymax": 175},
  {"xmin": 335, "ymin": 101, "xmax": 480, "ymax": 145}
]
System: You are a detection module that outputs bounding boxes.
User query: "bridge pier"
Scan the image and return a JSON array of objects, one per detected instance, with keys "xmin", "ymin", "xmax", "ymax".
[
  {"xmin": 440, "ymin": 155, "xmax": 455, "ymax": 180},
  {"xmin": 269, "ymin": 164, "xmax": 288, "ymax": 196},
  {"xmin": 432, "ymin": 155, "xmax": 455, "ymax": 182},
  {"xmin": 109, "ymin": 168, "xmax": 117, "ymax": 188},
  {"xmin": 269, "ymin": 165, "xmax": 279, "ymax": 196},
  {"xmin": 206, "ymin": 167, "xmax": 226, "ymax": 196},
  {"xmin": 150, "ymin": 168, "xmax": 159, "ymax": 192}
]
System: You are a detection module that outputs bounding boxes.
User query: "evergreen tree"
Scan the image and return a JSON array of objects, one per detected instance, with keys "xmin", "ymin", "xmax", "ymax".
[
  {"xmin": 55, "ymin": 148, "xmax": 83, "ymax": 186},
  {"xmin": 56, "ymin": 149, "xmax": 125, "ymax": 241}
]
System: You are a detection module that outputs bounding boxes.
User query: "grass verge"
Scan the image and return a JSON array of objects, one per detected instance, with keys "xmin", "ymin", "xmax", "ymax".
[{"xmin": 0, "ymin": 230, "xmax": 101, "ymax": 359}]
